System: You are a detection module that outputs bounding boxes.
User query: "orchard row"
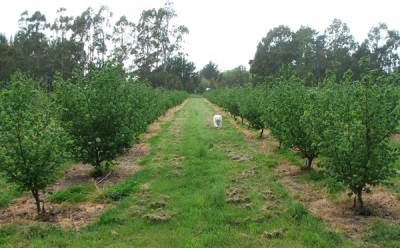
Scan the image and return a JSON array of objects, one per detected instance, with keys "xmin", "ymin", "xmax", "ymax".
[
  {"xmin": 205, "ymin": 67, "xmax": 400, "ymax": 208},
  {"xmin": 0, "ymin": 64, "xmax": 188, "ymax": 213}
]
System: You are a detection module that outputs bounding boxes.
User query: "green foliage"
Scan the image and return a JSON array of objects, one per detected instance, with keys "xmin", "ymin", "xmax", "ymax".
[
  {"xmin": 0, "ymin": 97, "xmax": 357, "ymax": 247},
  {"xmin": 238, "ymin": 84, "xmax": 267, "ymax": 137},
  {"xmin": 47, "ymin": 184, "xmax": 95, "ymax": 203},
  {"xmin": 312, "ymin": 70, "xmax": 400, "ymax": 207},
  {"xmin": 207, "ymin": 66, "xmax": 400, "ymax": 209},
  {"xmin": 54, "ymin": 65, "xmax": 136, "ymax": 174},
  {"xmin": 0, "ymin": 72, "xmax": 70, "ymax": 213},
  {"xmin": 200, "ymin": 61, "xmax": 220, "ymax": 81},
  {"xmin": 220, "ymin": 65, "xmax": 251, "ymax": 87},
  {"xmin": 250, "ymin": 25, "xmax": 294, "ymax": 78},
  {"xmin": 267, "ymin": 68, "xmax": 319, "ymax": 168},
  {"xmin": 204, "ymin": 87, "xmax": 242, "ymax": 120}
]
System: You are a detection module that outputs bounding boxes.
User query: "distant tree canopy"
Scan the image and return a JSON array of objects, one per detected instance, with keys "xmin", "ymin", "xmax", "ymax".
[
  {"xmin": 250, "ymin": 19, "xmax": 400, "ymax": 84},
  {"xmin": 1, "ymin": 2, "xmax": 400, "ymax": 92},
  {"xmin": 200, "ymin": 61, "xmax": 220, "ymax": 80},
  {"xmin": 0, "ymin": 1, "xmax": 202, "ymax": 92},
  {"xmin": 220, "ymin": 65, "xmax": 251, "ymax": 87}
]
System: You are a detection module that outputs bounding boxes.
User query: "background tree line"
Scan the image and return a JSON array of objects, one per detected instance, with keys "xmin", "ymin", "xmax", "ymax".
[
  {"xmin": 250, "ymin": 19, "xmax": 400, "ymax": 84},
  {"xmin": 1, "ymin": 4, "xmax": 399, "ymax": 91},
  {"xmin": 0, "ymin": 1, "xmax": 202, "ymax": 92},
  {"xmin": 199, "ymin": 19, "xmax": 400, "ymax": 89}
]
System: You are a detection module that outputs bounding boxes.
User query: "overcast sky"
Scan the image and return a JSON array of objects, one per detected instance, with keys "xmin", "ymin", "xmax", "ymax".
[{"xmin": 1, "ymin": 0, "xmax": 399, "ymax": 71}]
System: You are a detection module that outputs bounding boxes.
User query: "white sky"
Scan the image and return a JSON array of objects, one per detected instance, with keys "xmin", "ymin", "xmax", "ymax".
[{"xmin": 1, "ymin": 0, "xmax": 399, "ymax": 71}]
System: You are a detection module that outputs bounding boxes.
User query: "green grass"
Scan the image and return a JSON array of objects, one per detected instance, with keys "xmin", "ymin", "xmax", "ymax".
[
  {"xmin": 47, "ymin": 184, "xmax": 95, "ymax": 203},
  {"xmin": 0, "ymin": 98, "xmax": 356, "ymax": 247},
  {"xmin": 301, "ymin": 169, "xmax": 347, "ymax": 196},
  {"xmin": 0, "ymin": 174, "xmax": 21, "ymax": 208},
  {"xmin": 392, "ymin": 150, "xmax": 400, "ymax": 200},
  {"xmin": 275, "ymin": 148, "xmax": 304, "ymax": 166},
  {"xmin": 363, "ymin": 220, "xmax": 400, "ymax": 247}
]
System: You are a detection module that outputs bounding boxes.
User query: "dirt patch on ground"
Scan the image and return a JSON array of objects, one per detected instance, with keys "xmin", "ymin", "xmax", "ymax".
[
  {"xmin": 0, "ymin": 100, "xmax": 187, "ymax": 229},
  {"xmin": 0, "ymin": 196, "xmax": 112, "ymax": 230},
  {"xmin": 205, "ymin": 98, "xmax": 400, "ymax": 246}
]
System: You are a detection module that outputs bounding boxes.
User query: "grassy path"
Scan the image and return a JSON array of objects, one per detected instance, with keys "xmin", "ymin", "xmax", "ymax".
[{"xmin": 1, "ymin": 97, "xmax": 355, "ymax": 247}]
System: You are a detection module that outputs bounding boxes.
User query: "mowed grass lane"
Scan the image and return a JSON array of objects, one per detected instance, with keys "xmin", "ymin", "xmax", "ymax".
[{"xmin": 0, "ymin": 97, "xmax": 355, "ymax": 247}]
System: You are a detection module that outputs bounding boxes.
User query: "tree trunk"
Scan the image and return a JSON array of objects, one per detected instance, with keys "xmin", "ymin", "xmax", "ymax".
[
  {"xmin": 259, "ymin": 129, "xmax": 264, "ymax": 138},
  {"xmin": 306, "ymin": 156, "xmax": 313, "ymax": 169},
  {"xmin": 357, "ymin": 189, "xmax": 364, "ymax": 208},
  {"xmin": 31, "ymin": 189, "xmax": 41, "ymax": 214}
]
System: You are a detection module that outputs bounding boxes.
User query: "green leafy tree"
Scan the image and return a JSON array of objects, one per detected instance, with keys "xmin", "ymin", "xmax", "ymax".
[
  {"xmin": 267, "ymin": 68, "xmax": 318, "ymax": 168},
  {"xmin": 54, "ymin": 64, "xmax": 135, "ymax": 176},
  {"xmin": 367, "ymin": 23, "xmax": 400, "ymax": 72},
  {"xmin": 323, "ymin": 19, "xmax": 357, "ymax": 81},
  {"xmin": 313, "ymin": 70, "xmax": 400, "ymax": 208},
  {"xmin": 250, "ymin": 25, "xmax": 294, "ymax": 79},
  {"xmin": 221, "ymin": 65, "xmax": 251, "ymax": 87},
  {"xmin": 110, "ymin": 15, "xmax": 136, "ymax": 67},
  {"xmin": 292, "ymin": 26, "xmax": 318, "ymax": 84},
  {"xmin": 238, "ymin": 84, "xmax": 267, "ymax": 137},
  {"xmin": 0, "ymin": 73, "xmax": 69, "ymax": 214},
  {"xmin": 135, "ymin": 1, "xmax": 188, "ymax": 79},
  {"xmin": 200, "ymin": 61, "xmax": 220, "ymax": 81},
  {"xmin": 0, "ymin": 34, "xmax": 20, "ymax": 87},
  {"xmin": 156, "ymin": 1, "xmax": 189, "ymax": 72},
  {"xmin": 14, "ymin": 11, "xmax": 51, "ymax": 89},
  {"xmin": 92, "ymin": 5, "xmax": 113, "ymax": 68}
]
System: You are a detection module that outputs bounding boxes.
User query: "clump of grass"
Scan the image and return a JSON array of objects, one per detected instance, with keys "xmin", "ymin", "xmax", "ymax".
[
  {"xmin": 364, "ymin": 221, "xmax": 400, "ymax": 247},
  {"xmin": 47, "ymin": 184, "xmax": 95, "ymax": 203},
  {"xmin": 99, "ymin": 169, "xmax": 148, "ymax": 202},
  {"xmin": 0, "ymin": 179, "xmax": 21, "ymax": 208},
  {"xmin": 304, "ymin": 170, "xmax": 346, "ymax": 195},
  {"xmin": 276, "ymin": 148, "xmax": 303, "ymax": 166},
  {"xmin": 288, "ymin": 201, "xmax": 308, "ymax": 221},
  {"xmin": 197, "ymin": 146, "xmax": 207, "ymax": 158},
  {"xmin": 254, "ymin": 153, "xmax": 278, "ymax": 168}
]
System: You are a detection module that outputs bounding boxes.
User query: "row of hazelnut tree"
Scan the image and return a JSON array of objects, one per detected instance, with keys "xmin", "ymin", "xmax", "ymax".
[
  {"xmin": 0, "ymin": 64, "xmax": 188, "ymax": 214},
  {"xmin": 205, "ymin": 66, "xmax": 400, "ymax": 208}
]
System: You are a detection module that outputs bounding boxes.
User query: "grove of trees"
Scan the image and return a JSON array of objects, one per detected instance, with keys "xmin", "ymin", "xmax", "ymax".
[
  {"xmin": 250, "ymin": 19, "xmax": 400, "ymax": 84},
  {"xmin": 0, "ymin": 64, "xmax": 188, "ymax": 214},
  {"xmin": 0, "ymin": 1, "xmax": 190, "ymax": 213},
  {"xmin": 204, "ymin": 18, "xmax": 400, "ymax": 209},
  {"xmin": 205, "ymin": 65, "xmax": 400, "ymax": 209},
  {"xmin": 0, "ymin": 1, "xmax": 201, "ymax": 92}
]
